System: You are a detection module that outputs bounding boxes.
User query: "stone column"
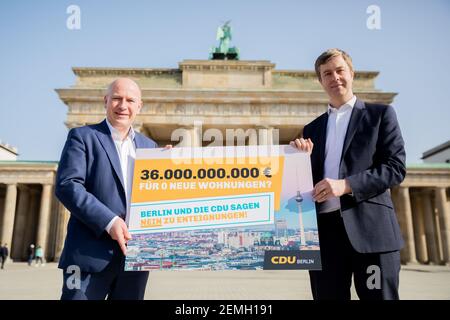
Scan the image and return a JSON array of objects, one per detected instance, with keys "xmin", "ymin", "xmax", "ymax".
[
  {"xmin": 391, "ymin": 187, "xmax": 406, "ymax": 263},
  {"xmin": 257, "ymin": 126, "xmax": 274, "ymax": 145},
  {"xmin": 0, "ymin": 188, "xmax": 5, "ymax": 231},
  {"xmin": 0, "ymin": 183, "xmax": 17, "ymax": 248},
  {"xmin": 397, "ymin": 187, "xmax": 417, "ymax": 264},
  {"xmin": 190, "ymin": 124, "xmax": 202, "ymax": 147},
  {"xmin": 247, "ymin": 128, "xmax": 258, "ymax": 146},
  {"xmin": 21, "ymin": 188, "xmax": 40, "ymax": 258},
  {"xmin": 172, "ymin": 125, "xmax": 201, "ymax": 147},
  {"xmin": 435, "ymin": 187, "xmax": 450, "ymax": 265},
  {"xmin": 432, "ymin": 191, "xmax": 444, "ymax": 263},
  {"xmin": 54, "ymin": 203, "xmax": 70, "ymax": 261},
  {"xmin": 411, "ymin": 191, "xmax": 428, "ymax": 263},
  {"xmin": 422, "ymin": 190, "xmax": 440, "ymax": 264},
  {"xmin": 35, "ymin": 184, "xmax": 53, "ymax": 259},
  {"xmin": 263, "ymin": 66, "xmax": 273, "ymax": 87},
  {"xmin": 11, "ymin": 185, "xmax": 30, "ymax": 260}
]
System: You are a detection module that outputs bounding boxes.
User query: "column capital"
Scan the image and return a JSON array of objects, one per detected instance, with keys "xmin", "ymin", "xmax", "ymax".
[
  {"xmin": 65, "ymin": 122, "xmax": 86, "ymax": 129},
  {"xmin": 177, "ymin": 124, "xmax": 195, "ymax": 129},
  {"xmin": 1, "ymin": 182, "xmax": 18, "ymax": 246},
  {"xmin": 255, "ymin": 125, "xmax": 274, "ymax": 130}
]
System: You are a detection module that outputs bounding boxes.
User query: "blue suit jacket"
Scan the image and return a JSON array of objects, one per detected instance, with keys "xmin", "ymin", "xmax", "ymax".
[
  {"xmin": 55, "ymin": 120, "xmax": 157, "ymax": 272},
  {"xmin": 303, "ymin": 99, "xmax": 406, "ymax": 253}
]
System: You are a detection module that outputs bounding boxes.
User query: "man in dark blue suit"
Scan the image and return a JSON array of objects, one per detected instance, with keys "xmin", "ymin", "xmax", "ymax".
[
  {"xmin": 291, "ymin": 49, "xmax": 406, "ymax": 300},
  {"xmin": 56, "ymin": 78, "xmax": 158, "ymax": 300}
]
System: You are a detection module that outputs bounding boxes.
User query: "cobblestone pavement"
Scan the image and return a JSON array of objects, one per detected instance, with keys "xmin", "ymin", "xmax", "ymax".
[{"xmin": 0, "ymin": 262, "xmax": 449, "ymax": 300}]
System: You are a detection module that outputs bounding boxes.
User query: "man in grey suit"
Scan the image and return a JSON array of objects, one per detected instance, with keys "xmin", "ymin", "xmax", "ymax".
[{"xmin": 292, "ymin": 48, "xmax": 406, "ymax": 300}]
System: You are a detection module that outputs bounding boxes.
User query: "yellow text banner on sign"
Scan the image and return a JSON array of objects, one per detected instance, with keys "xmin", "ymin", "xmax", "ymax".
[{"xmin": 129, "ymin": 146, "xmax": 284, "ymax": 233}]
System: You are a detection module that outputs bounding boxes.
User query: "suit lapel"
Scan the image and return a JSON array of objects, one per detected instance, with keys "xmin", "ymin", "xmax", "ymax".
[
  {"xmin": 94, "ymin": 120, "xmax": 126, "ymax": 193},
  {"xmin": 341, "ymin": 99, "xmax": 366, "ymax": 161},
  {"xmin": 134, "ymin": 133, "xmax": 145, "ymax": 149},
  {"xmin": 316, "ymin": 113, "xmax": 328, "ymax": 180},
  {"xmin": 319, "ymin": 113, "xmax": 328, "ymax": 162}
]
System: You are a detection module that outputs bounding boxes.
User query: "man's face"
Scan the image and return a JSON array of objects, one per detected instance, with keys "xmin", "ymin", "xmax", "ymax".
[
  {"xmin": 319, "ymin": 55, "xmax": 354, "ymax": 105},
  {"xmin": 104, "ymin": 79, "xmax": 142, "ymax": 131}
]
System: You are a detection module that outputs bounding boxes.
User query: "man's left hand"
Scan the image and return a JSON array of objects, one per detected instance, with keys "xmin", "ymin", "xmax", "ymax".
[{"xmin": 313, "ymin": 178, "xmax": 352, "ymax": 202}]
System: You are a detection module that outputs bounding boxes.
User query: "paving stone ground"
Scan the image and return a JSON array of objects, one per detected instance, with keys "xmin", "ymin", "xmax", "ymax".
[{"xmin": 0, "ymin": 262, "xmax": 449, "ymax": 300}]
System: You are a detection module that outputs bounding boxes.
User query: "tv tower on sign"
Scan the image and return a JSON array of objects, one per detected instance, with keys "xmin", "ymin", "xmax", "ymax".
[{"xmin": 295, "ymin": 190, "xmax": 306, "ymax": 246}]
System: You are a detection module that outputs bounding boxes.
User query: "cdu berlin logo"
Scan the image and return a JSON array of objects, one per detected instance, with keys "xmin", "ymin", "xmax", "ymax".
[{"xmin": 263, "ymin": 250, "xmax": 322, "ymax": 270}]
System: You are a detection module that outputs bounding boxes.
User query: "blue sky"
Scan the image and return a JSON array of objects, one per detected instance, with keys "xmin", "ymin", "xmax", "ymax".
[{"xmin": 0, "ymin": 0, "xmax": 449, "ymax": 163}]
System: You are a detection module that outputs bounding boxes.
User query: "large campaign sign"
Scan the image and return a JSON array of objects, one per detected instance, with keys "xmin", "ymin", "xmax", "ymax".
[{"xmin": 125, "ymin": 145, "xmax": 321, "ymax": 271}]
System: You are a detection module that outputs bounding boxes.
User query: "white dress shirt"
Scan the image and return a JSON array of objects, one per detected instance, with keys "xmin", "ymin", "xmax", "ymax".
[
  {"xmin": 105, "ymin": 119, "xmax": 136, "ymax": 233},
  {"xmin": 320, "ymin": 95, "xmax": 356, "ymax": 213}
]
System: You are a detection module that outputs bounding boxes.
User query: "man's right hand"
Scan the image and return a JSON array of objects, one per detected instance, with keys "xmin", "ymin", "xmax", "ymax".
[
  {"xmin": 108, "ymin": 218, "xmax": 131, "ymax": 255},
  {"xmin": 290, "ymin": 138, "xmax": 314, "ymax": 155}
]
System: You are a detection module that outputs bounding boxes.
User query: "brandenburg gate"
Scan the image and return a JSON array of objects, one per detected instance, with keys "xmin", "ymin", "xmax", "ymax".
[{"xmin": 1, "ymin": 59, "xmax": 449, "ymax": 265}]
